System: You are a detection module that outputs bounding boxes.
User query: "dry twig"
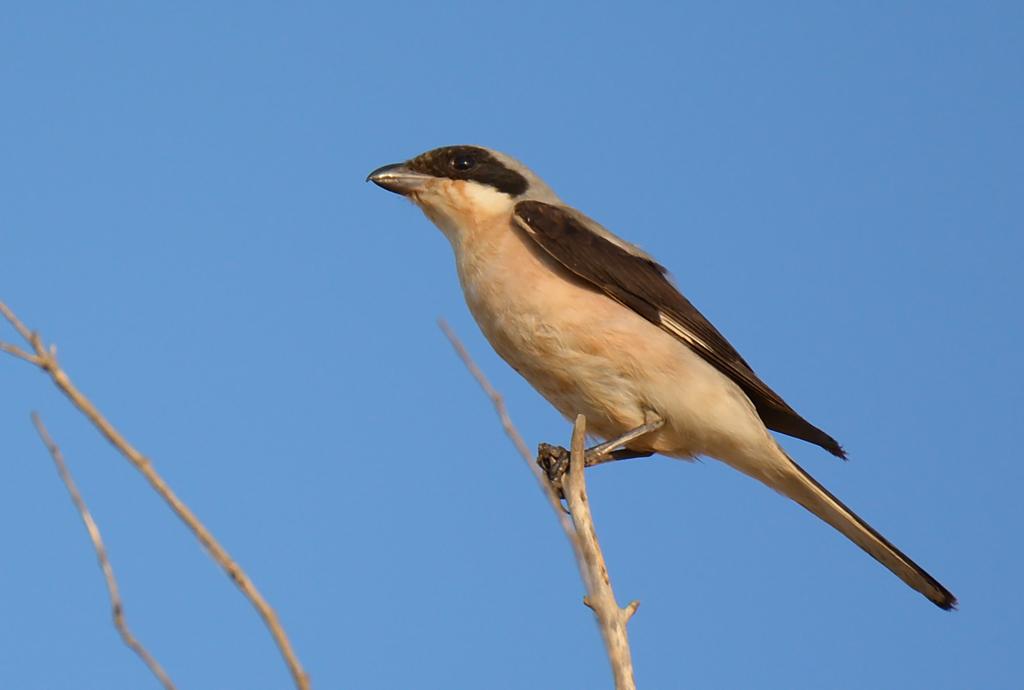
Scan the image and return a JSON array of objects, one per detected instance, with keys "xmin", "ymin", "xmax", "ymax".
[
  {"xmin": 565, "ymin": 415, "xmax": 639, "ymax": 690},
  {"xmin": 0, "ymin": 301, "xmax": 310, "ymax": 690},
  {"xmin": 437, "ymin": 318, "xmax": 576, "ymax": 540},
  {"xmin": 439, "ymin": 320, "xmax": 638, "ymax": 689},
  {"xmin": 31, "ymin": 412, "xmax": 177, "ymax": 690}
]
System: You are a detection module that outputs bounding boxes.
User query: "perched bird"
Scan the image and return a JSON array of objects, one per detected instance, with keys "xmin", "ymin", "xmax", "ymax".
[{"xmin": 367, "ymin": 145, "xmax": 956, "ymax": 610}]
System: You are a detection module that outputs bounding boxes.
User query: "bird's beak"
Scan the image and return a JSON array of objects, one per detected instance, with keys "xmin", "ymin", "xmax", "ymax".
[{"xmin": 366, "ymin": 163, "xmax": 432, "ymax": 195}]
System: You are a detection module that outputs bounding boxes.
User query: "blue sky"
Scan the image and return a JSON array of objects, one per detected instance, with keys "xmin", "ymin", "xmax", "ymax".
[{"xmin": 2, "ymin": 3, "xmax": 1021, "ymax": 688}]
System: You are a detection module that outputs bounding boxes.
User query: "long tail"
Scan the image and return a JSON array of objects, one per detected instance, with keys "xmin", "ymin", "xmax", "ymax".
[{"xmin": 767, "ymin": 451, "xmax": 956, "ymax": 610}]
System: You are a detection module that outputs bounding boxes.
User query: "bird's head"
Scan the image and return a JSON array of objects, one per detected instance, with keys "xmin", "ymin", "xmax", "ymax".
[{"xmin": 367, "ymin": 145, "xmax": 558, "ymax": 244}]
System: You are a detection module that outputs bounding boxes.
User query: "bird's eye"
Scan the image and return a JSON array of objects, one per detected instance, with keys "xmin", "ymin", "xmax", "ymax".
[{"xmin": 452, "ymin": 153, "xmax": 477, "ymax": 171}]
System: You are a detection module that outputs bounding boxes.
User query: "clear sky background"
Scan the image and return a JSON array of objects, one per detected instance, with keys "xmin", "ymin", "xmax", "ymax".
[{"xmin": 2, "ymin": 3, "xmax": 1021, "ymax": 689}]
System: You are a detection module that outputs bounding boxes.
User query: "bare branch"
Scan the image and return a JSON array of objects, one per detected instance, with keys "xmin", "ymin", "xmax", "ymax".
[
  {"xmin": 0, "ymin": 300, "xmax": 34, "ymax": 343},
  {"xmin": 31, "ymin": 412, "xmax": 177, "ymax": 690},
  {"xmin": 438, "ymin": 318, "xmax": 577, "ymax": 538},
  {"xmin": 438, "ymin": 320, "xmax": 639, "ymax": 689},
  {"xmin": 565, "ymin": 415, "xmax": 637, "ymax": 690},
  {"xmin": 0, "ymin": 341, "xmax": 42, "ymax": 365},
  {"xmin": 1, "ymin": 301, "xmax": 310, "ymax": 690}
]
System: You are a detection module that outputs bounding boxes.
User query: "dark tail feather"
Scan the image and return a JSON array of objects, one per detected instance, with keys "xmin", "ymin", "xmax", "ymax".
[{"xmin": 776, "ymin": 454, "xmax": 956, "ymax": 610}]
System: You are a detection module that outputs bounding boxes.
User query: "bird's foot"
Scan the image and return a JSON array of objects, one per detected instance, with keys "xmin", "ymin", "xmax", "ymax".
[
  {"xmin": 536, "ymin": 444, "xmax": 656, "ymax": 495},
  {"xmin": 535, "ymin": 415, "xmax": 665, "ymax": 504},
  {"xmin": 537, "ymin": 443, "xmax": 571, "ymax": 485},
  {"xmin": 536, "ymin": 415, "xmax": 665, "ymax": 484}
]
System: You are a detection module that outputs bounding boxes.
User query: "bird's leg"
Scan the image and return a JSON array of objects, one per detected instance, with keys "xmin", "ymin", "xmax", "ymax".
[
  {"xmin": 593, "ymin": 448, "xmax": 655, "ymax": 464},
  {"xmin": 584, "ymin": 415, "xmax": 664, "ymax": 468},
  {"xmin": 537, "ymin": 415, "xmax": 665, "ymax": 484}
]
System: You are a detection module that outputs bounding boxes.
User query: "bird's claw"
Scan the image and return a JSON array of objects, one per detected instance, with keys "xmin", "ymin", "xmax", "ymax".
[{"xmin": 537, "ymin": 443, "xmax": 571, "ymax": 485}]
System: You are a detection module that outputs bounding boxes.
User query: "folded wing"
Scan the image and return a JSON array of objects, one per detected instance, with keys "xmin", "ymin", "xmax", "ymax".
[{"xmin": 513, "ymin": 199, "xmax": 845, "ymax": 458}]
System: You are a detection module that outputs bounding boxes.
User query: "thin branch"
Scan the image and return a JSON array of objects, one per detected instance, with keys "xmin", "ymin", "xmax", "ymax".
[
  {"xmin": 31, "ymin": 413, "xmax": 177, "ymax": 690},
  {"xmin": 565, "ymin": 415, "xmax": 638, "ymax": 690},
  {"xmin": 0, "ymin": 341, "xmax": 42, "ymax": 365},
  {"xmin": 0, "ymin": 301, "xmax": 310, "ymax": 690},
  {"xmin": 438, "ymin": 320, "xmax": 639, "ymax": 689},
  {"xmin": 438, "ymin": 318, "xmax": 577, "ymax": 540},
  {"xmin": 0, "ymin": 300, "xmax": 34, "ymax": 342}
]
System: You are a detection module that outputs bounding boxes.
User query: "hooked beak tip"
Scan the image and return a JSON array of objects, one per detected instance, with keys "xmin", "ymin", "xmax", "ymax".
[
  {"xmin": 366, "ymin": 164, "xmax": 394, "ymax": 183},
  {"xmin": 367, "ymin": 163, "xmax": 430, "ymax": 195}
]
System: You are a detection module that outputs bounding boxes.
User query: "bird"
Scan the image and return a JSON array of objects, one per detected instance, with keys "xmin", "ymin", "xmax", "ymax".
[{"xmin": 367, "ymin": 144, "xmax": 956, "ymax": 610}]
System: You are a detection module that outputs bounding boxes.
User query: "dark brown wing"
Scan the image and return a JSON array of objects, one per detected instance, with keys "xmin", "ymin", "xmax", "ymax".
[{"xmin": 513, "ymin": 200, "xmax": 845, "ymax": 458}]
